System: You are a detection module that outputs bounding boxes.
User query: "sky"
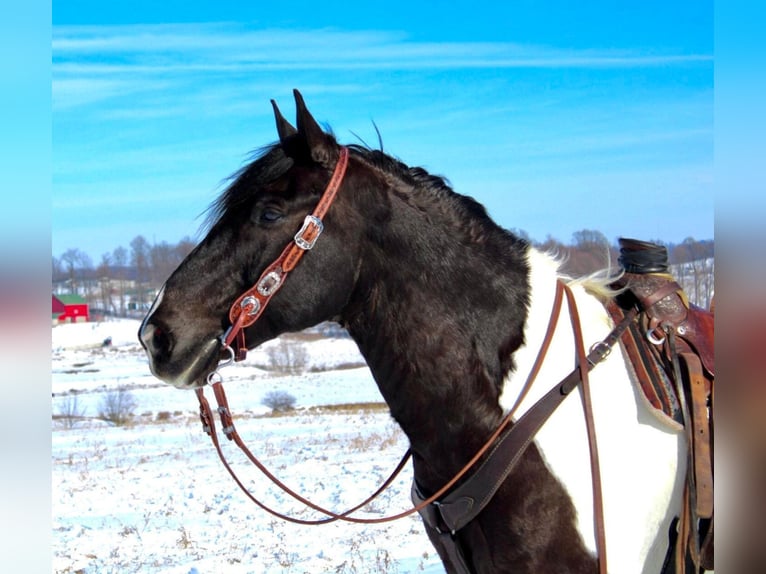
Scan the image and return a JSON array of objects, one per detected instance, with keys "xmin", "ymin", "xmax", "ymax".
[{"xmin": 52, "ymin": 1, "xmax": 714, "ymax": 264}]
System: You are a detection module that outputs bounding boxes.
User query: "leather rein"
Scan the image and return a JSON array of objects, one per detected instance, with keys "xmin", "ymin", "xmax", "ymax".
[{"xmin": 194, "ymin": 145, "xmax": 636, "ymax": 572}]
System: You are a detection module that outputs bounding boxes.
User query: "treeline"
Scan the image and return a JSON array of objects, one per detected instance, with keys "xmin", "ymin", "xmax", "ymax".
[
  {"xmin": 522, "ymin": 229, "xmax": 714, "ymax": 278},
  {"xmin": 53, "ymin": 235, "xmax": 197, "ymax": 288},
  {"xmin": 52, "ymin": 230, "xmax": 714, "ymax": 313},
  {"xmin": 529, "ymin": 230, "xmax": 715, "ymax": 309},
  {"xmin": 52, "ymin": 235, "xmax": 197, "ymax": 315}
]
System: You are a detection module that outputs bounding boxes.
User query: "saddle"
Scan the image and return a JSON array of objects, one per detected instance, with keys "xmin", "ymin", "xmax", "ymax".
[{"xmin": 607, "ymin": 239, "xmax": 714, "ymax": 573}]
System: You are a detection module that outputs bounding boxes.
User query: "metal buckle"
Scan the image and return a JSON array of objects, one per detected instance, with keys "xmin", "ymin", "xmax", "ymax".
[
  {"xmin": 294, "ymin": 215, "xmax": 323, "ymax": 250},
  {"xmin": 587, "ymin": 341, "xmax": 612, "ymax": 366}
]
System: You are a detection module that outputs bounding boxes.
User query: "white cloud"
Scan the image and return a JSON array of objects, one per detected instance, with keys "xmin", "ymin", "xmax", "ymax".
[
  {"xmin": 52, "ymin": 23, "xmax": 712, "ymax": 116},
  {"xmin": 54, "ymin": 22, "xmax": 711, "ymax": 73}
]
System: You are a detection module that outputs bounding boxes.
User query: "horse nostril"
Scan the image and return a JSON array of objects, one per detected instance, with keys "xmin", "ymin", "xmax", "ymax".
[{"xmin": 141, "ymin": 322, "xmax": 174, "ymax": 358}]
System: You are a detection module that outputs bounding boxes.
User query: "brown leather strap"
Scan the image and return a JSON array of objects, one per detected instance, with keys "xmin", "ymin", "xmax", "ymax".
[
  {"xmin": 201, "ymin": 279, "xmax": 633, "ymax": 574},
  {"xmin": 681, "ymin": 352, "xmax": 713, "ymax": 519},
  {"xmin": 197, "ymin": 383, "xmax": 415, "ymax": 525},
  {"xmin": 198, "ymin": 282, "xmax": 567, "ymax": 526},
  {"xmin": 413, "ymin": 281, "xmax": 568, "ymax": 533},
  {"xmin": 224, "ymin": 146, "xmax": 350, "ymax": 352},
  {"xmin": 668, "ymin": 330, "xmax": 702, "ymax": 570},
  {"xmin": 505, "ymin": 280, "xmax": 567, "ymax": 417},
  {"xmin": 414, "ymin": 284, "xmax": 635, "ymax": 574},
  {"xmin": 607, "ymin": 300, "xmax": 684, "ymax": 425},
  {"xmin": 675, "ymin": 481, "xmax": 692, "ymax": 574},
  {"xmin": 413, "ymin": 364, "xmax": 585, "ymax": 531},
  {"xmin": 564, "ymin": 285, "xmax": 607, "ymax": 574},
  {"xmin": 199, "ymin": 280, "xmax": 570, "ymax": 527}
]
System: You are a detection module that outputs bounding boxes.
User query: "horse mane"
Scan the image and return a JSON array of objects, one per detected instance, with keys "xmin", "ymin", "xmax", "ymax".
[
  {"xmin": 347, "ymin": 143, "xmax": 524, "ymax": 251},
  {"xmin": 204, "ymin": 139, "xmax": 517, "ymax": 252},
  {"xmin": 346, "ymin": 144, "xmax": 454, "ymax": 199},
  {"xmin": 538, "ymin": 246, "xmax": 624, "ymax": 301},
  {"xmin": 202, "ymin": 143, "xmax": 292, "ymax": 232},
  {"xmin": 203, "ymin": 136, "xmax": 620, "ymax": 306}
]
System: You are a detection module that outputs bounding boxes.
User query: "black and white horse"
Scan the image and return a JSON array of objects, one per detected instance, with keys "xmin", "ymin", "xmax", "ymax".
[{"xmin": 140, "ymin": 91, "xmax": 686, "ymax": 573}]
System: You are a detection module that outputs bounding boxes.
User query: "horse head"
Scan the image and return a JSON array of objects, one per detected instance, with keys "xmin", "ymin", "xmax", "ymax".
[{"xmin": 139, "ymin": 90, "xmax": 362, "ymax": 388}]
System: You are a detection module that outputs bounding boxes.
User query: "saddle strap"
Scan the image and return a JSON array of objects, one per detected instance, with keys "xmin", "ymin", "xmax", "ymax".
[
  {"xmin": 412, "ymin": 366, "xmax": 585, "ymax": 532},
  {"xmin": 682, "ymin": 353, "xmax": 713, "ymax": 519},
  {"xmin": 606, "ymin": 300, "xmax": 684, "ymax": 425},
  {"xmin": 676, "ymin": 352, "xmax": 714, "ymax": 573},
  {"xmin": 412, "ymin": 368, "xmax": 588, "ymax": 574},
  {"xmin": 671, "ymin": 343, "xmax": 715, "ymax": 573}
]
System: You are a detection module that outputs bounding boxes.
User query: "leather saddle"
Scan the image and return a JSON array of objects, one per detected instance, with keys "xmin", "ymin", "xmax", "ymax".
[{"xmin": 607, "ymin": 238, "xmax": 714, "ymax": 572}]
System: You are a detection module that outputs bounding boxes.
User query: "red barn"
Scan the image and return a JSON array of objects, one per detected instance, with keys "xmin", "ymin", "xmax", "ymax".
[{"xmin": 52, "ymin": 294, "xmax": 90, "ymax": 323}]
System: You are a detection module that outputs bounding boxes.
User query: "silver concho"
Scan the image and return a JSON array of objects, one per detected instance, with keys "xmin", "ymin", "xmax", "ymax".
[
  {"xmin": 240, "ymin": 295, "xmax": 261, "ymax": 316},
  {"xmin": 257, "ymin": 269, "xmax": 283, "ymax": 297}
]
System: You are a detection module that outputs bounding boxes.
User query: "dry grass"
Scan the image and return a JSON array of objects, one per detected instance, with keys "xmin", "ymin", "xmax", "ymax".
[{"xmin": 302, "ymin": 402, "xmax": 389, "ymax": 415}]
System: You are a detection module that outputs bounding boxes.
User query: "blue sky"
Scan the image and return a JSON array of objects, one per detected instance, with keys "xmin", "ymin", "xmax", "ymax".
[{"xmin": 52, "ymin": 1, "xmax": 713, "ymax": 263}]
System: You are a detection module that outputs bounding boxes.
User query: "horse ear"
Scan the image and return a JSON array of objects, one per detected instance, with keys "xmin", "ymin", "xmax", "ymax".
[
  {"xmin": 293, "ymin": 89, "xmax": 337, "ymax": 166},
  {"xmin": 271, "ymin": 99, "xmax": 297, "ymax": 144}
]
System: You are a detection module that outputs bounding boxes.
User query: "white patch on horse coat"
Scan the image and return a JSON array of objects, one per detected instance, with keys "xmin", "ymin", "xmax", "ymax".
[{"xmin": 498, "ymin": 248, "xmax": 686, "ymax": 574}]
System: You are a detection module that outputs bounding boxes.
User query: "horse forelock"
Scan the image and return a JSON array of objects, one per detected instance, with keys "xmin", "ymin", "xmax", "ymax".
[{"xmin": 202, "ymin": 143, "xmax": 294, "ymax": 233}]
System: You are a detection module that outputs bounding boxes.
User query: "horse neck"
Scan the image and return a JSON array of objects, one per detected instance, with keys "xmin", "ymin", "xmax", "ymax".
[{"xmin": 341, "ymin": 191, "xmax": 531, "ymax": 485}]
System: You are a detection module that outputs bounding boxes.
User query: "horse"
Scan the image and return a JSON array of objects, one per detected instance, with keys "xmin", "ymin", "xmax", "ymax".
[{"xmin": 139, "ymin": 90, "xmax": 693, "ymax": 573}]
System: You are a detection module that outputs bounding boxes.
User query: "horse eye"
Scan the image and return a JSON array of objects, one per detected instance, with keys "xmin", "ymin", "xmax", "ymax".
[{"xmin": 259, "ymin": 208, "xmax": 283, "ymax": 223}]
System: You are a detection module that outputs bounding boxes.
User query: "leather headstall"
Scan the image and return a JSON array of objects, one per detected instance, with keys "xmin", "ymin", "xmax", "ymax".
[{"xmin": 222, "ymin": 145, "xmax": 350, "ymax": 361}]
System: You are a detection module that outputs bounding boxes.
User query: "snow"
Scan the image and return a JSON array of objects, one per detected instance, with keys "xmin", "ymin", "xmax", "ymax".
[{"xmin": 52, "ymin": 319, "xmax": 446, "ymax": 573}]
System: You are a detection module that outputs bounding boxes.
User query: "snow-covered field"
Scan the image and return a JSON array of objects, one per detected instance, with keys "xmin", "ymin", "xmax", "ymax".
[{"xmin": 52, "ymin": 319, "xmax": 445, "ymax": 573}]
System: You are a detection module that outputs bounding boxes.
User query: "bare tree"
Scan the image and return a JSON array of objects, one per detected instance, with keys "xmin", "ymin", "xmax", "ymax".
[
  {"xmin": 262, "ymin": 390, "xmax": 297, "ymax": 413},
  {"xmin": 565, "ymin": 229, "xmax": 615, "ymax": 276},
  {"xmin": 99, "ymin": 386, "xmax": 137, "ymax": 426},
  {"xmin": 149, "ymin": 241, "xmax": 177, "ymax": 286},
  {"xmin": 52, "ymin": 256, "xmax": 66, "ymax": 284},
  {"xmin": 130, "ymin": 235, "xmax": 151, "ymax": 308},
  {"xmin": 175, "ymin": 236, "xmax": 196, "ymax": 261},
  {"xmin": 571, "ymin": 229, "xmax": 610, "ymax": 250},
  {"xmin": 671, "ymin": 237, "xmax": 715, "ymax": 309},
  {"xmin": 112, "ymin": 246, "xmax": 128, "ymax": 317},
  {"xmin": 535, "ymin": 234, "xmax": 567, "ymax": 257},
  {"xmin": 96, "ymin": 253, "xmax": 114, "ymax": 315},
  {"xmin": 56, "ymin": 394, "xmax": 86, "ymax": 429},
  {"xmin": 59, "ymin": 248, "xmax": 92, "ymax": 296}
]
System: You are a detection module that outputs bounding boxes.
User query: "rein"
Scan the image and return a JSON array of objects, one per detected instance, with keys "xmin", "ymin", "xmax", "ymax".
[
  {"xmin": 194, "ymin": 279, "xmax": 578, "ymax": 525},
  {"xmin": 192, "ymin": 143, "xmax": 636, "ymax": 572}
]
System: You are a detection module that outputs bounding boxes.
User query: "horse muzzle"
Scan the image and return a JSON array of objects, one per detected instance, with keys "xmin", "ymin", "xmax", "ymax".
[{"xmin": 139, "ymin": 320, "xmax": 221, "ymax": 389}]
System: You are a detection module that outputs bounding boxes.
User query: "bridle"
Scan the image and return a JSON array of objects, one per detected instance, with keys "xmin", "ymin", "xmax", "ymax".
[
  {"xmin": 195, "ymin": 144, "xmax": 419, "ymax": 525},
  {"xmin": 193, "ymin": 143, "xmax": 634, "ymax": 573},
  {"xmin": 219, "ymin": 145, "xmax": 350, "ymax": 363}
]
